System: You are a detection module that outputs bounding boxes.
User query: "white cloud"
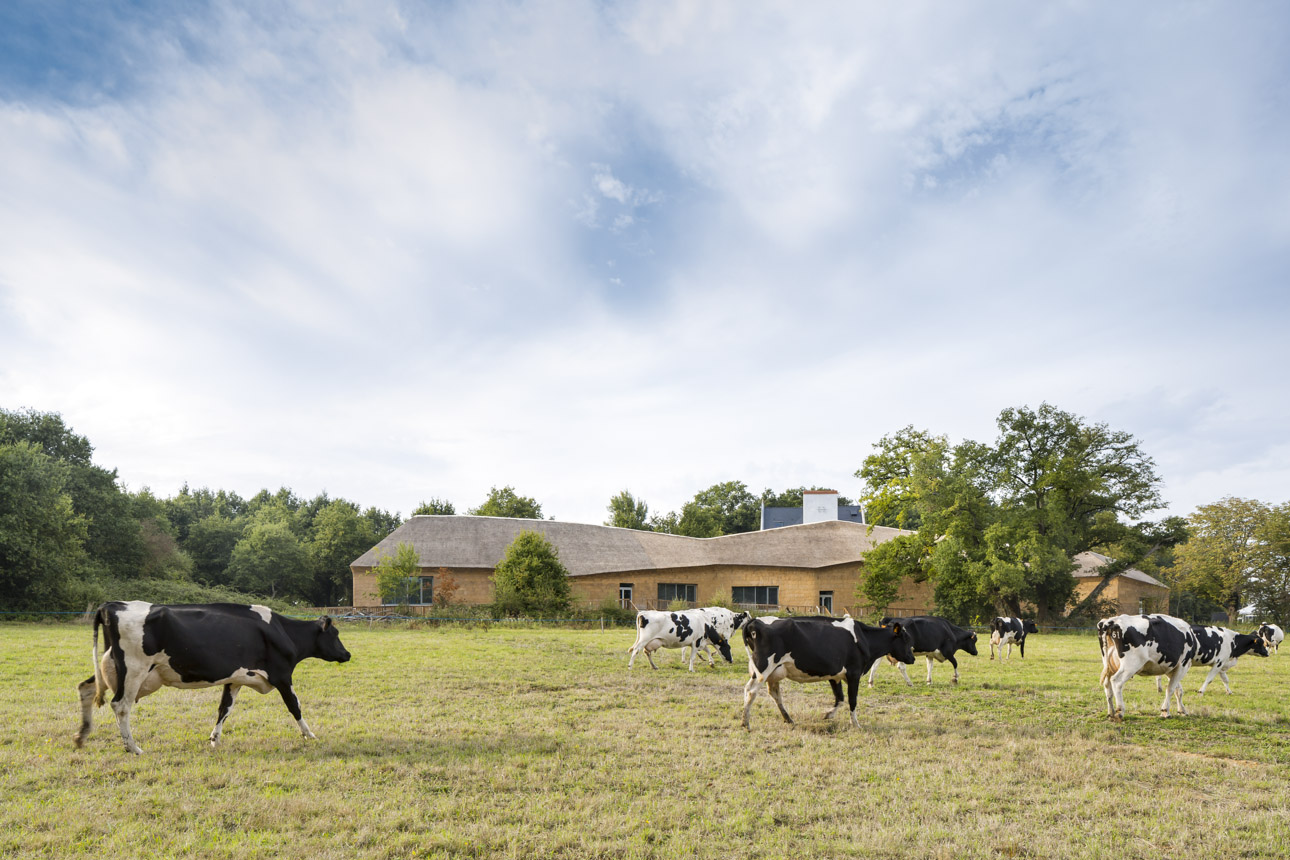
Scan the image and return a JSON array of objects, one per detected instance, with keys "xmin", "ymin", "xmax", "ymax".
[{"xmin": 1, "ymin": 1, "xmax": 1287, "ymax": 526}]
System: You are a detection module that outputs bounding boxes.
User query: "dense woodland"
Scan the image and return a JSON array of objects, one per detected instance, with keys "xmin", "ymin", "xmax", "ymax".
[{"xmin": 1, "ymin": 405, "xmax": 1287, "ymax": 623}]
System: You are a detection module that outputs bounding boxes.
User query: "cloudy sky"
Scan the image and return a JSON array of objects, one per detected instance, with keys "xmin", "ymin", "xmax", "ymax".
[{"xmin": 2, "ymin": 1, "xmax": 1287, "ymax": 526}]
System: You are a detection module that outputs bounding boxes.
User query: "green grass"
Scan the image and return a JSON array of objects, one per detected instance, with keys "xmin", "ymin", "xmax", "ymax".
[{"xmin": 2, "ymin": 622, "xmax": 1288, "ymax": 859}]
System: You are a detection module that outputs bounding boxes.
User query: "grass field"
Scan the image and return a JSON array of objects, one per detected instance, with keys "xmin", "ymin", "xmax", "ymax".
[{"xmin": 2, "ymin": 621, "xmax": 1288, "ymax": 859}]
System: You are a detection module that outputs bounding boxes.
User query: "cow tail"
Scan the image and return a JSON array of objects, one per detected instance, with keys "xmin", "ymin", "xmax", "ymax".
[
  {"xmin": 91, "ymin": 607, "xmax": 108, "ymax": 708},
  {"xmin": 1098, "ymin": 628, "xmax": 1121, "ymax": 686}
]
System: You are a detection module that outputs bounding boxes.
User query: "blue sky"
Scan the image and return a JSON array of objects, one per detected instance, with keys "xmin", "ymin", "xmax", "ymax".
[{"xmin": 2, "ymin": 1, "xmax": 1288, "ymax": 525}]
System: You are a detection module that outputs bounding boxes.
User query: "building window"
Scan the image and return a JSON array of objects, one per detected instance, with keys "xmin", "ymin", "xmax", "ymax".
[
  {"xmin": 819, "ymin": 591, "xmax": 833, "ymax": 613},
  {"xmin": 383, "ymin": 575, "xmax": 434, "ymax": 606},
  {"xmin": 732, "ymin": 586, "xmax": 779, "ymax": 607},
  {"xmin": 619, "ymin": 583, "xmax": 634, "ymax": 608},
  {"xmin": 657, "ymin": 583, "xmax": 696, "ymax": 605}
]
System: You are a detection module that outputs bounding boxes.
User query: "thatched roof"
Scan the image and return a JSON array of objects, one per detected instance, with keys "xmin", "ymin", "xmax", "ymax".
[
  {"xmin": 351, "ymin": 516, "xmax": 908, "ymax": 577},
  {"xmin": 1072, "ymin": 551, "xmax": 1167, "ymax": 589}
]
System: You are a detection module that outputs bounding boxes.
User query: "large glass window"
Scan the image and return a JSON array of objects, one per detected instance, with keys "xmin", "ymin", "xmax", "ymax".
[
  {"xmin": 657, "ymin": 583, "xmax": 696, "ymax": 604},
  {"xmin": 619, "ymin": 583, "xmax": 634, "ymax": 608},
  {"xmin": 383, "ymin": 575, "xmax": 434, "ymax": 605},
  {"xmin": 732, "ymin": 586, "xmax": 779, "ymax": 607}
]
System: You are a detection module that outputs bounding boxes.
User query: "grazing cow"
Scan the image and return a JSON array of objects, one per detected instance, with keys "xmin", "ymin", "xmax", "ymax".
[
  {"xmin": 74, "ymin": 601, "xmax": 351, "ymax": 754},
  {"xmin": 627, "ymin": 609, "xmax": 733, "ymax": 671},
  {"xmin": 1098, "ymin": 613, "xmax": 1199, "ymax": 720},
  {"xmin": 681, "ymin": 608, "xmax": 752, "ymax": 667},
  {"xmin": 741, "ymin": 616, "xmax": 914, "ymax": 729},
  {"xmin": 869, "ymin": 616, "xmax": 978, "ymax": 686},
  {"xmin": 989, "ymin": 617, "xmax": 1037, "ymax": 660},
  {"xmin": 1257, "ymin": 623, "xmax": 1284, "ymax": 654}
]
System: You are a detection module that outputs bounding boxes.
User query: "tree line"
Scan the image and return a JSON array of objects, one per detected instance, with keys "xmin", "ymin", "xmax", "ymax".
[{"xmin": 3, "ymin": 405, "xmax": 1287, "ymax": 623}]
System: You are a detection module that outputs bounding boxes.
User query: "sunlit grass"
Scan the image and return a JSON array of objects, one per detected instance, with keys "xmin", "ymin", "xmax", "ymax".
[{"xmin": 2, "ymin": 622, "xmax": 1287, "ymax": 858}]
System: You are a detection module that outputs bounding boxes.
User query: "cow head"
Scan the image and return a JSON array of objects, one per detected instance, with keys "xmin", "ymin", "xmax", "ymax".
[
  {"xmin": 314, "ymin": 616, "xmax": 351, "ymax": 663},
  {"xmin": 1238, "ymin": 633, "xmax": 1270, "ymax": 659},
  {"xmin": 963, "ymin": 630, "xmax": 979, "ymax": 657},
  {"xmin": 704, "ymin": 625, "xmax": 733, "ymax": 663},
  {"xmin": 886, "ymin": 622, "xmax": 916, "ymax": 665},
  {"xmin": 731, "ymin": 611, "xmax": 752, "ymax": 632},
  {"xmin": 1023, "ymin": 620, "xmax": 1039, "ymax": 634}
]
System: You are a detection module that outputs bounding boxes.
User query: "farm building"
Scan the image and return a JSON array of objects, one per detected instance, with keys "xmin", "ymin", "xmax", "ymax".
[
  {"xmin": 1069, "ymin": 550, "xmax": 1170, "ymax": 615},
  {"xmin": 350, "ymin": 515, "xmax": 915, "ymax": 614}
]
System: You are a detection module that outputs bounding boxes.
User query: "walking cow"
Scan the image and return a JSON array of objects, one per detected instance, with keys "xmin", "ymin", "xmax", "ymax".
[
  {"xmin": 74, "ymin": 601, "xmax": 351, "ymax": 754},
  {"xmin": 1098, "ymin": 613, "xmax": 1199, "ymax": 720},
  {"xmin": 627, "ymin": 609, "xmax": 733, "ymax": 671},
  {"xmin": 1257, "ymin": 623, "xmax": 1284, "ymax": 654},
  {"xmin": 869, "ymin": 616, "xmax": 978, "ymax": 686},
  {"xmin": 989, "ymin": 617, "xmax": 1037, "ymax": 660},
  {"xmin": 741, "ymin": 616, "xmax": 914, "ymax": 729}
]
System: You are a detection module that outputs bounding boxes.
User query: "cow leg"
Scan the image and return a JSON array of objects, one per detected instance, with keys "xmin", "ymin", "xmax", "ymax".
[
  {"xmin": 73, "ymin": 676, "xmax": 97, "ymax": 748},
  {"xmin": 924, "ymin": 656, "xmax": 935, "ymax": 685},
  {"xmin": 845, "ymin": 674, "xmax": 861, "ymax": 728},
  {"xmin": 824, "ymin": 680, "xmax": 844, "ymax": 719},
  {"xmin": 1019, "ymin": 638, "xmax": 1025, "ymax": 659},
  {"xmin": 741, "ymin": 675, "xmax": 762, "ymax": 729},
  {"xmin": 1218, "ymin": 668, "xmax": 1233, "ymax": 694},
  {"xmin": 277, "ymin": 682, "xmax": 316, "ymax": 739},
  {"xmin": 946, "ymin": 654, "xmax": 959, "ymax": 685},
  {"xmin": 111, "ymin": 665, "xmax": 152, "ymax": 755},
  {"xmin": 1197, "ymin": 664, "xmax": 1223, "ymax": 695},
  {"xmin": 209, "ymin": 684, "xmax": 241, "ymax": 746},
  {"xmin": 894, "ymin": 661, "xmax": 912, "ymax": 687},
  {"xmin": 767, "ymin": 679, "xmax": 793, "ymax": 724}
]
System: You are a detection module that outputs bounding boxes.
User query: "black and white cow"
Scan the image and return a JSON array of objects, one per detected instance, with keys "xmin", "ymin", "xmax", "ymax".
[
  {"xmin": 1098, "ymin": 613, "xmax": 1199, "ymax": 720},
  {"xmin": 741, "ymin": 616, "xmax": 914, "ymax": 729},
  {"xmin": 1257, "ymin": 623, "xmax": 1284, "ymax": 654},
  {"xmin": 681, "ymin": 608, "xmax": 752, "ymax": 667},
  {"xmin": 989, "ymin": 617, "xmax": 1037, "ymax": 660},
  {"xmin": 1152, "ymin": 625, "xmax": 1269, "ymax": 695},
  {"xmin": 627, "ymin": 609, "xmax": 733, "ymax": 671},
  {"xmin": 869, "ymin": 616, "xmax": 979, "ymax": 686},
  {"xmin": 74, "ymin": 601, "xmax": 351, "ymax": 754}
]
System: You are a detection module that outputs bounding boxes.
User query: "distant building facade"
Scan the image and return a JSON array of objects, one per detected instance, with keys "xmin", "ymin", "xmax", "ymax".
[
  {"xmin": 761, "ymin": 489, "xmax": 866, "ymax": 529},
  {"xmin": 1070, "ymin": 550, "xmax": 1170, "ymax": 615},
  {"xmin": 350, "ymin": 515, "xmax": 910, "ymax": 614}
]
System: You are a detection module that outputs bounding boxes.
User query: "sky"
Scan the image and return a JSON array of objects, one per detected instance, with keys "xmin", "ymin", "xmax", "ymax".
[{"xmin": 2, "ymin": 1, "xmax": 1288, "ymax": 527}]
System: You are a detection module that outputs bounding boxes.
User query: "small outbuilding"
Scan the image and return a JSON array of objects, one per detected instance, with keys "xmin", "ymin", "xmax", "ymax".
[{"xmin": 1070, "ymin": 550, "xmax": 1170, "ymax": 616}]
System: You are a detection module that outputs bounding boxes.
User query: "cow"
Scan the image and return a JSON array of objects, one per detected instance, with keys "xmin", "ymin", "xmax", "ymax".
[
  {"xmin": 741, "ymin": 615, "xmax": 914, "ymax": 729},
  {"xmin": 989, "ymin": 617, "xmax": 1037, "ymax": 660},
  {"xmin": 680, "ymin": 608, "xmax": 752, "ymax": 667},
  {"xmin": 1257, "ymin": 623, "xmax": 1284, "ymax": 654},
  {"xmin": 627, "ymin": 609, "xmax": 733, "ymax": 671},
  {"xmin": 1152, "ymin": 626, "xmax": 1269, "ymax": 695},
  {"xmin": 1098, "ymin": 613, "xmax": 1199, "ymax": 720},
  {"xmin": 868, "ymin": 616, "xmax": 978, "ymax": 686},
  {"xmin": 73, "ymin": 601, "xmax": 351, "ymax": 754}
]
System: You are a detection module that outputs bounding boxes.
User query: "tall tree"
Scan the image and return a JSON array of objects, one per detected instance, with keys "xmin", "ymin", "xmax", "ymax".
[
  {"xmin": 373, "ymin": 542, "xmax": 422, "ymax": 607},
  {"xmin": 605, "ymin": 490, "xmax": 650, "ymax": 530},
  {"xmin": 856, "ymin": 427, "xmax": 950, "ymax": 529},
  {"xmin": 0, "ymin": 442, "xmax": 88, "ymax": 609},
  {"xmin": 468, "ymin": 486, "xmax": 544, "ymax": 519},
  {"xmin": 1172, "ymin": 497, "xmax": 1269, "ymax": 621},
  {"xmin": 690, "ymin": 481, "xmax": 760, "ymax": 535},
  {"xmin": 309, "ymin": 500, "xmax": 378, "ymax": 606},
  {"xmin": 1249, "ymin": 503, "xmax": 1290, "ymax": 624},
  {"xmin": 226, "ymin": 520, "xmax": 311, "ymax": 600}
]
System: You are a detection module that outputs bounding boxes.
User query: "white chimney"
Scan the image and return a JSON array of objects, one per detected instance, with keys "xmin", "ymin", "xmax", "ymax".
[{"xmin": 802, "ymin": 490, "xmax": 838, "ymax": 525}]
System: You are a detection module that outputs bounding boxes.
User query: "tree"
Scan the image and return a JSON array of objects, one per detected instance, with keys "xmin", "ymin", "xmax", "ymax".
[
  {"xmin": 226, "ymin": 521, "xmax": 311, "ymax": 600},
  {"xmin": 605, "ymin": 490, "xmax": 650, "ymax": 530},
  {"xmin": 1249, "ymin": 503, "xmax": 1290, "ymax": 624},
  {"xmin": 491, "ymin": 530, "xmax": 572, "ymax": 616},
  {"xmin": 308, "ymin": 501, "xmax": 378, "ymax": 606},
  {"xmin": 856, "ymin": 533, "xmax": 930, "ymax": 615},
  {"xmin": 468, "ymin": 486, "xmax": 544, "ymax": 519},
  {"xmin": 0, "ymin": 441, "xmax": 87, "ymax": 609},
  {"xmin": 185, "ymin": 515, "xmax": 244, "ymax": 585},
  {"xmin": 373, "ymin": 542, "xmax": 422, "ymax": 607},
  {"xmin": 413, "ymin": 498, "xmax": 456, "ymax": 516},
  {"xmin": 674, "ymin": 501, "xmax": 722, "ymax": 538},
  {"xmin": 691, "ymin": 481, "xmax": 760, "ymax": 535},
  {"xmin": 1172, "ymin": 497, "xmax": 1269, "ymax": 621},
  {"xmin": 856, "ymin": 405, "xmax": 1165, "ymax": 622}
]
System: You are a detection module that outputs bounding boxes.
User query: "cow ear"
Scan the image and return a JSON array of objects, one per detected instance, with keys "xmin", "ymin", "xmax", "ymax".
[
  {"xmin": 319, "ymin": 615, "xmax": 333, "ymax": 629},
  {"xmin": 891, "ymin": 623, "xmax": 903, "ymax": 636}
]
